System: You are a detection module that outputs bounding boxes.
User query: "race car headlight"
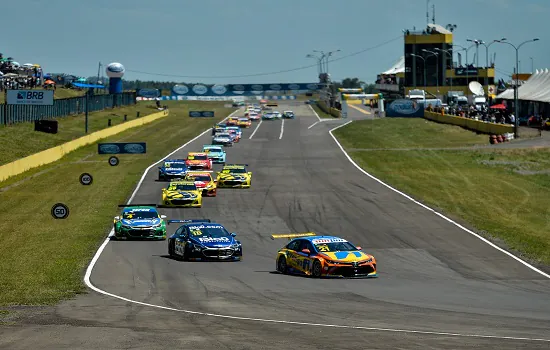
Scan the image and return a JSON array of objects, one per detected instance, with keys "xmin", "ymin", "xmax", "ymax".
[
  {"xmin": 121, "ymin": 224, "xmax": 132, "ymax": 229},
  {"xmin": 192, "ymin": 244, "xmax": 203, "ymax": 251},
  {"xmin": 230, "ymin": 243, "xmax": 241, "ymax": 249}
]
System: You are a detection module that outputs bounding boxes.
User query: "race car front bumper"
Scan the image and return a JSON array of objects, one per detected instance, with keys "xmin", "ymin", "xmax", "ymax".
[
  {"xmin": 324, "ymin": 263, "xmax": 377, "ymax": 278},
  {"xmin": 198, "ymin": 187, "xmax": 217, "ymax": 197},
  {"xmin": 188, "ymin": 246, "xmax": 242, "ymax": 261},
  {"xmin": 115, "ymin": 227, "xmax": 166, "ymax": 240},
  {"xmin": 163, "ymin": 198, "xmax": 201, "ymax": 207}
]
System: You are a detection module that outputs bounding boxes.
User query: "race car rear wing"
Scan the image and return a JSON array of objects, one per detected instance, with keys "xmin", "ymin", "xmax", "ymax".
[
  {"xmin": 225, "ymin": 164, "xmax": 249, "ymax": 167},
  {"xmin": 185, "ymin": 170, "xmax": 213, "ymax": 173},
  {"xmin": 118, "ymin": 204, "xmax": 158, "ymax": 207},
  {"xmin": 271, "ymin": 232, "xmax": 317, "ymax": 240},
  {"xmin": 168, "ymin": 219, "xmax": 211, "ymax": 225}
]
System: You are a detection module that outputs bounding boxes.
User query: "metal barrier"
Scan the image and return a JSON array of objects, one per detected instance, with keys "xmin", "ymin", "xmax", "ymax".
[{"xmin": 0, "ymin": 91, "xmax": 137, "ymax": 125}]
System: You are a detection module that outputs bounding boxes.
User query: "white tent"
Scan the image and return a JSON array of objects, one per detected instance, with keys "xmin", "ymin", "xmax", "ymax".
[
  {"xmin": 381, "ymin": 56, "xmax": 405, "ymax": 75},
  {"xmin": 497, "ymin": 69, "xmax": 550, "ymax": 103}
]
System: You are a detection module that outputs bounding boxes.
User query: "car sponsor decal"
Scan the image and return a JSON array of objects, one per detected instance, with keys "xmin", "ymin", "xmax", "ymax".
[
  {"xmin": 188, "ymin": 224, "xmax": 224, "ymax": 230},
  {"xmin": 198, "ymin": 237, "xmax": 230, "ymax": 242},
  {"xmin": 311, "ymin": 238, "xmax": 347, "ymax": 244}
]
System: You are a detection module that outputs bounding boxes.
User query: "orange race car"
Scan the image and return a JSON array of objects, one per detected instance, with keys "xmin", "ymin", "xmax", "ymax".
[
  {"xmin": 226, "ymin": 117, "xmax": 239, "ymax": 126},
  {"xmin": 185, "ymin": 152, "xmax": 213, "ymax": 170},
  {"xmin": 184, "ymin": 171, "xmax": 217, "ymax": 197},
  {"xmin": 273, "ymin": 233, "xmax": 377, "ymax": 278},
  {"xmin": 237, "ymin": 117, "xmax": 252, "ymax": 128}
]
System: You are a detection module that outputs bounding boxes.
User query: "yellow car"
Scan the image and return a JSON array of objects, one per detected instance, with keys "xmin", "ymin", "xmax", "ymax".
[
  {"xmin": 216, "ymin": 164, "xmax": 252, "ymax": 188},
  {"xmin": 161, "ymin": 181, "xmax": 202, "ymax": 207},
  {"xmin": 237, "ymin": 117, "xmax": 251, "ymax": 128},
  {"xmin": 184, "ymin": 171, "xmax": 217, "ymax": 197}
]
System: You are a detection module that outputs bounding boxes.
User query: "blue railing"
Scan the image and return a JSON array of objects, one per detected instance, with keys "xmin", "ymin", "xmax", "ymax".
[{"xmin": 0, "ymin": 91, "xmax": 136, "ymax": 125}]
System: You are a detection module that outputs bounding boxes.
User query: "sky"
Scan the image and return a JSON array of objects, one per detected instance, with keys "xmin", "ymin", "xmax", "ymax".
[{"xmin": 2, "ymin": 0, "xmax": 549, "ymax": 84}]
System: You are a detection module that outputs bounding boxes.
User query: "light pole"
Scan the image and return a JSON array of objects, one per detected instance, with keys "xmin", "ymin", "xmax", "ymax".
[
  {"xmin": 306, "ymin": 53, "xmax": 323, "ymax": 75},
  {"xmin": 495, "ymin": 38, "xmax": 540, "ymax": 139},
  {"xmin": 454, "ymin": 43, "xmax": 476, "ymax": 101},
  {"xmin": 435, "ymin": 48, "xmax": 453, "ymax": 91},
  {"xmin": 315, "ymin": 49, "xmax": 341, "ymax": 78},
  {"xmin": 410, "ymin": 54, "xmax": 427, "ymax": 100},
  {"xmin": 422, "ymin": 49, "xmax": 439, "ymax": 96},
  {"xmin": 530, "ymin": 57, "xmax": 534, "ymax": 73},
  {"xmin": 477, "ymin": 39, "xmax": 505, "ymax": 97}
]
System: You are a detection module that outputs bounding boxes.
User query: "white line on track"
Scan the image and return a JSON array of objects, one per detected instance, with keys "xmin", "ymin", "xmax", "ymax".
[
  {"xmin": 279, "ymin": 118, "xmax": 284, "ymax": 139},
  {"xmin": 308, "ymin": 104, "xmax": 322, "ymax": 121},
  {"xmin": 249, "ymin": 120, "xmax": 262, "ymax": 139},
  {"xmin": 83, "ymin": 108, "xmax": 550, "ymax": 343},
  {"xmin": 328, "ymin": 121, "xmax": 550, "ymax": 280},
  {"xmin": 308, "ymin": 121, "xmax": 319, "ymax": 129}
]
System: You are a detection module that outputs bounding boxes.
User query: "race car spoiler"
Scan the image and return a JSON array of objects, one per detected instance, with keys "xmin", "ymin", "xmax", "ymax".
[
  {"xmin": 118, "ymin": 204, "xmax": 158, "ymax": 207},
  {"xmin": 225, "ymin": 164, "xmax": 248, "ymax": 166},
  {"xmin": 168, "ymin": 219, "xmax": 211, "ymax": 225},
  {"xmin": 185, "ymin": 170, "xmax": 213, "ymax": 173},
  {"xmin": 271, "ymin": 232, "xmax": 317, "ymax": 240}
]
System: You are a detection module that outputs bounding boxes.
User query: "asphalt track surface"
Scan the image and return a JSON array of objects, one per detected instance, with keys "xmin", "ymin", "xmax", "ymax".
[{"xmin": 2, "ymin": 103, "xmax": 550, "ymax": 349}]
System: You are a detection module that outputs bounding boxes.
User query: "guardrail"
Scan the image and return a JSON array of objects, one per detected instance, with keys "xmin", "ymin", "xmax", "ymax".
[
  {"xmin": 317, "ymin": 100, "xmax": 341, "ymax": 118},
  {"xmin": 0, "ymin": 91, "xmax": 137, "ymax": 125},
  {"xmin": 424, "ymin": 111, "xmax": 514, "ymax": 134},
  {"xmin": 0, "ymin": 109, "xmax": 169, "ymax": 182}
]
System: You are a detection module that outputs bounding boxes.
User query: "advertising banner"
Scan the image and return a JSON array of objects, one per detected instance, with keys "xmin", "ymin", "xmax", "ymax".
[
  {"xmin": 386, "ymin": 99, "xmax": 424, "ymax": 118},
  {"xmin": 454, "ymin": 68, "xmax": 479, "ymax": 76},
  {"xmin": 171, "ymin": 83, "xmax": 320, "ymax": 96},
  {"xmin": 136, "ymin": 88, "xmax": 161, "ymax": 98},
  {"xmin": 189, "ymin": 111, "xmax": 215, "ymax": 118},
  {"xmin": 98, "ymin": 142, "xmax": 147, "ymax": 154},
  {"xmin": 7, "ymin": 89, "xmax": 54, "ymax": 105}
]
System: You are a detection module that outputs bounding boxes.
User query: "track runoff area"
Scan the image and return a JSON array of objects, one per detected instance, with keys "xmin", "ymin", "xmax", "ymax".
[{"xmin": 84, "ymin": 102, "xmax": 550, "ymax": 347}]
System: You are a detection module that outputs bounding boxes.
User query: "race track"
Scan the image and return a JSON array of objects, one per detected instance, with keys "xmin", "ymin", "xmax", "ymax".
[{"xmin": 2, "ymin": 103, "xmax": 550, "ymax": 349}]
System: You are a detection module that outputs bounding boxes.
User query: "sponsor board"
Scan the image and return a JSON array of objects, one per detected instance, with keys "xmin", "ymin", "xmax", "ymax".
[
  {"xmin": 98, "ymin": 142, "xmax": 147, "ymax": 154},
  {"xmin": 7, "ymin": 89, "xmax": 54, "ymax": 105},
  {"xmin": 386, "ymin": 99, "xmax": 424, "ymax": 118},
  {"xmin": 170, "ymin": 83, "xmax": 320, "ymax": 96},
  {"xmin": 189, "ymin": 111, "xmax": 215, "ymax": 118},
  {"xmin": 136, "ymin": 88, "xmax": 161, "ymax": 98}
]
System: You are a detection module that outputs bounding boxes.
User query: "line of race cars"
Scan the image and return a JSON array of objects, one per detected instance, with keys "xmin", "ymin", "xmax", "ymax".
[{"xmin": 111, "ymin": 103, "xmax": 377, "ymax": 278}]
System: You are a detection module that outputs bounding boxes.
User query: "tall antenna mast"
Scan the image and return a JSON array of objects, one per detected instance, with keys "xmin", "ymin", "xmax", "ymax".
[
  {"xmin": 432, "ymin": 4, "xmax": 436, "ymax": 24},
  {"xmin": 426, "ymin": 0, "xmax": 430, "ymax": 26}
]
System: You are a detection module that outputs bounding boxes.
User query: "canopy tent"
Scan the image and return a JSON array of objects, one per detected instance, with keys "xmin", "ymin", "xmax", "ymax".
[
  {"xmin": 381, "ymin": 56, "xmax": 405, "ymax": 75},
  {"xmin": 72, "ymin": 82, "xmax": 105, "ymax": 89},
  {"xmin": 497, "ymin": 69, "xmax": 550, "ymax": 103}
]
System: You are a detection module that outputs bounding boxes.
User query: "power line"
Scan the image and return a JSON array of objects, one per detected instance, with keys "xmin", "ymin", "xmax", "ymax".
[{"xmin": 125, "ymin": 35, "xmax": 403, "ymax": 79}]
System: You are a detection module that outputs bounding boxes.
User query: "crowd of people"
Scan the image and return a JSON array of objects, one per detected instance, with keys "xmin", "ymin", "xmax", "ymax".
[
  {"xmin": 428, "ymin": 104, "xmax": 516, "ymax": 125},
  {"xmin": 0, "ymin": 52, "xmax": 44, "ymax": 91}
]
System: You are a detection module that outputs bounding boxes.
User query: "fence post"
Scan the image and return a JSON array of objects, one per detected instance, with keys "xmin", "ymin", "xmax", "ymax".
[
  {"xmin": 85, "ymin": 94, "xmax": 89, "ymax": 134},
  {"xmin": 108, "ymin": 119, "xmax": 112, "ymax": 127},
  {"xmin": 3, "ymin": 89, "xmax": 7, "ymax": 125},
  {"xmin": 136, "ymin": 111, "xmax": 140, "ymax": 118},
  {"xmin": 124, "ymin": 114, "xmax": 127, "ymax": 121}
]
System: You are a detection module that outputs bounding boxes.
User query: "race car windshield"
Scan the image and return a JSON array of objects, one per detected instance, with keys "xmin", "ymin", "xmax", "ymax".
[
  {"xmin": 205, "ymin": 148, "xmax": 222, "ymax": 152},
  {"xmin": 314, "ymin": 242, "xmax": 357, "ymax": 252},
  {"xmin": 188, "ymin": 175, "xmax": 211, "ymax": 181},
  {"xmin": 189, "ymin": 155, "xmax": 208, "ymax": 160},
  {"xmin": 189, "ymin": 226, "xmax": 229, "ymax": 238},
  {"xmin": 223, "ymin": 168, "xmax": 246, "ymax": 173},
  {"xmin": 216, "ymin": 133, "xmax": 230, "ymax": 138},
  {"xmin": 170, "ymin": 184, "xmax": 197, "ymax": 191},
  {"xmin": 165, "ymin": 162, "xmax": 185, "ymax": 168},
  {"xmin": 123, "ymin": 211, "xmax": 158, "ymax": 219}
]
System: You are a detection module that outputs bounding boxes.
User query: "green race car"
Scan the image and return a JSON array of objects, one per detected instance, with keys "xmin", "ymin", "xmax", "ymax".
[{"xmin": 113, "ymin": 205, "xmax": 167, "ymax": 240}]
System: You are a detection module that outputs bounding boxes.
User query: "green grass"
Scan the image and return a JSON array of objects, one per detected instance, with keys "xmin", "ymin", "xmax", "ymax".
[
  {"xmin": 334, "ymin": 120, "xmax": 550, "ymax": 265},
  {"xmin": 0, "ymin": 101, "xmax": 234, "ymax": 305},
  {"xmin": 310, "ymin": 102, "xmax": 337, "ymax": 119},
  {"xmin": 0, "ymin": 101, "xmax": 168, "ymax": 166},
  {"xmin": 335, "ymin": 118, "xmax": 489, "ymax": 149},
  {"xmin": 0, "ymin": 87, "xmax": 85, "ymax": 103}
]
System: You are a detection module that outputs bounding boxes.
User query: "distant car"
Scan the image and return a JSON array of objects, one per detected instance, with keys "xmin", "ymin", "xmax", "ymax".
[
  {"xmin": 262, "ymin": 112, "xmax": 276, "ymax": 120},
  {"xmin": 225, "ymin": 126, "xmax": 242, "ymax": 139},
  {"xmin": 158, "ymin": 159, "xmax": 188, "ymax": 181},
  {"xmin": 212, "ymin": 132, "xmax": 234, "ymax": 147},
  {"xmin": 202, "ymin": 144, "xmax": 226, "ymax": 164},
  {"xmin": 167, "ymin": 219, "xmax": 242, "ymax": 261},
  {"xmin": 248, "ymin": 112, "xmax": 260, "ymax": 121},
  {"xmin": 283, "ymin": 111, "xmax": 295, "ymax": 119},
  {"xmin": 184, "ymin": 171, "xmax": 217, "ymax": 197},
  {"xmin": 161, "ymin": 181, "xmax": 202, "ymax": 207},
  {"xmin": 237, "ymin": 117, "xmax": 252, "ymax": 128},
  {"xmin": 185, "ymin": 152, "xmax": 213, "ymax": 170},
  {"xmin": 273, "ymin": 233, "xmax": 378, "ymax": 278},
  {"xmin": 113, "ymin": 205, "xmax": 167, "ymax": 240},
  {"xmin": 216, "ymin": 164, "xmax": 252, "ymax": 188},
  {"xmin": 273, "ymin": 111, "xmax": 282, "ymax": 118}
]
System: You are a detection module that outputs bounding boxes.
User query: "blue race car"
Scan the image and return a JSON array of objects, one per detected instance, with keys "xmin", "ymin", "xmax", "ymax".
[
  {"xmin": 203, "ymin": 144, "xmax": 226, "ymax": 164},
  {"xmin": 167, "ymin": 219, "xmax": 242, "ymax": 261},
  {"xmin": 158, "ymin": 159, "xmax": 188, "ymax": 181},
  {"xmin": 225, "ymin": 126, "xmax": 242, "ymax": 139}
]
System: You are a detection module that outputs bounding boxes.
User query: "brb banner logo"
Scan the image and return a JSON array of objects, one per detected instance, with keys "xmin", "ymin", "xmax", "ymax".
[
  {"xmin": 7, "ymin": 89, "xmax": 55, "ymax": 106},
  {"xmin": 172, "ymin": 83, "xmax": 320, "ymax": 96}
]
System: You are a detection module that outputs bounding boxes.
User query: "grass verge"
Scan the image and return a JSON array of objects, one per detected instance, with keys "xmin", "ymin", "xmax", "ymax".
[
  {"xmin": 0, "ymin": 101, "xmax": 163, "ymax": 166},
  {"xmin": 334, "ymin": 119, "xmax": 550, "ymax": 265},
  {"xmin": 0, "ymin": 101, "xmax": 234, "ymax": 305},
  {"xmin": 310, "ymin": 102, "xmax": 336, "ymax": 119}
]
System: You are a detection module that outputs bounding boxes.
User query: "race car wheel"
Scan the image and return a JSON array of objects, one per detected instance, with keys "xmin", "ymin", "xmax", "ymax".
[
  {"xmin": 312, "ymin": 260, "xmax": 322, "ymax": 278},
  {"xmin": 277, "ymin": 256, "xmax": 288, "ymax": 274}
]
